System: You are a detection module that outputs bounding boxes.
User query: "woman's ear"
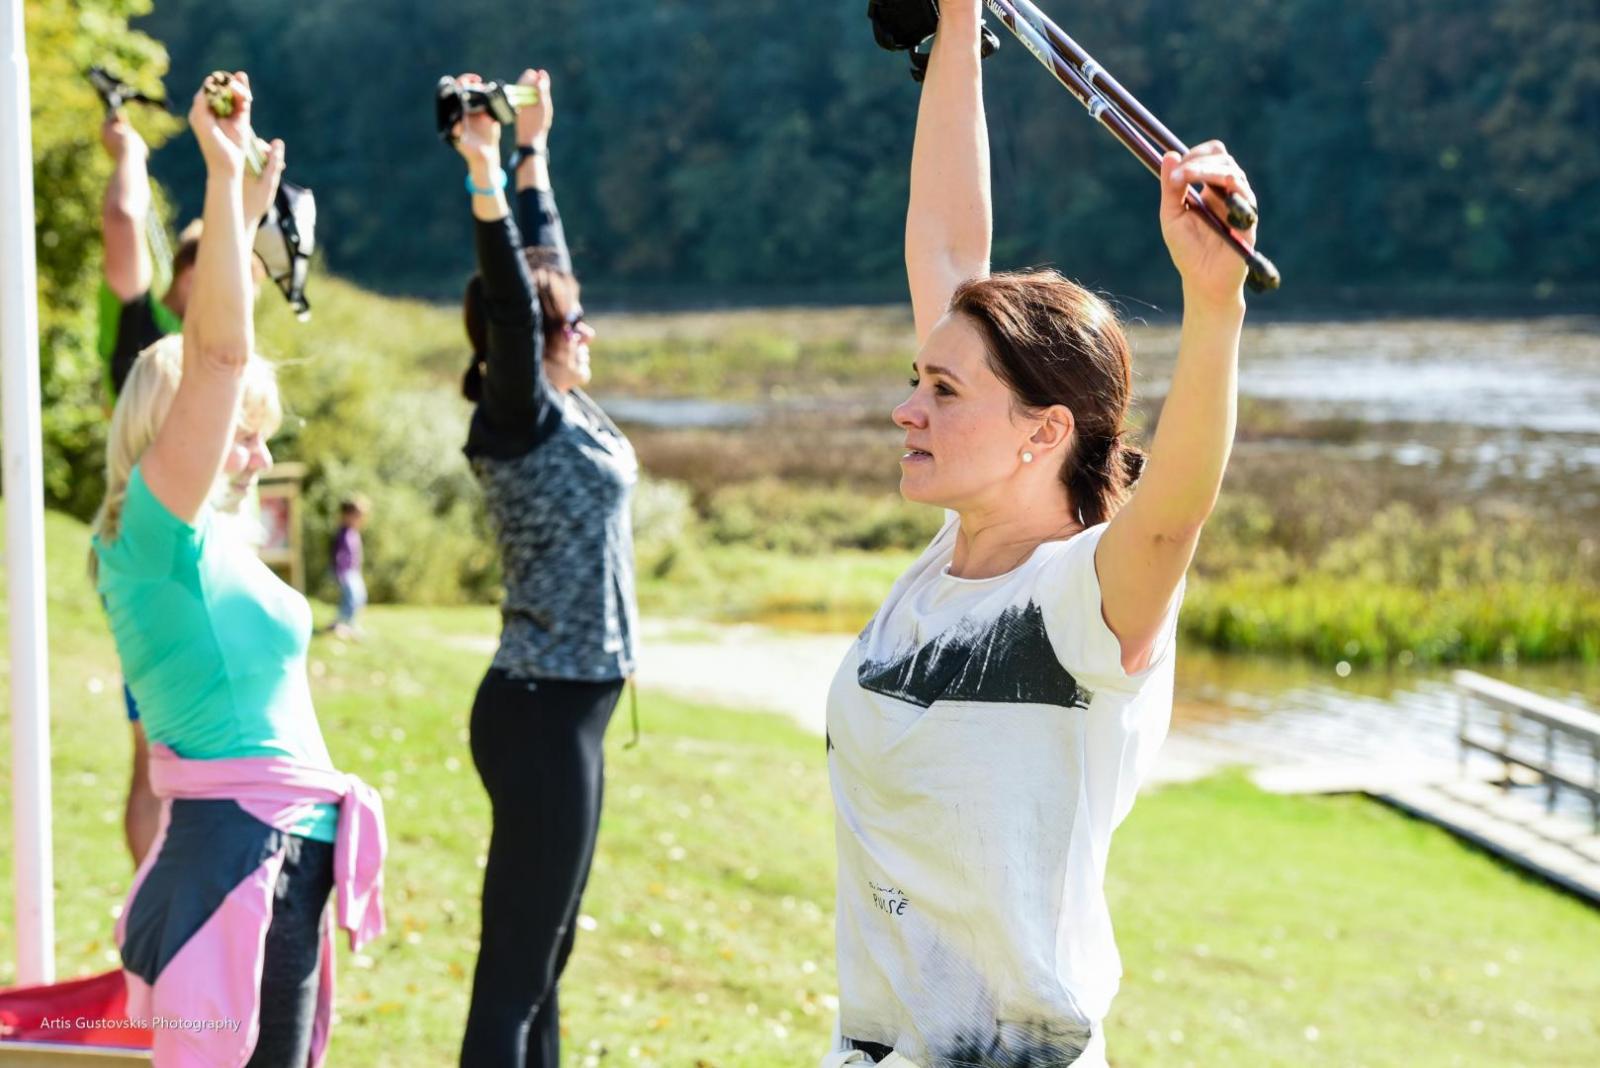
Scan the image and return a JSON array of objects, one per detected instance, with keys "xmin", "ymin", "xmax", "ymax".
[{"xmin": 1030, "ymin": 405, "xmax": 1075, "ymax": 450}]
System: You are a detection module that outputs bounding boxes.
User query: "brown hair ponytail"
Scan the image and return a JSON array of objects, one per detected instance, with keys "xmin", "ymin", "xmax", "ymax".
[
  {"xmin": 1064, "ymin": 431, "xmax": 1148, "ymax": 527},
  {"xmin": 949, "ymin": 270, "xmax": 1144, "ymax": 526}
]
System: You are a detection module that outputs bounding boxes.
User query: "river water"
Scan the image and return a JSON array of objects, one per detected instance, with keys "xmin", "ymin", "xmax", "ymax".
[{"xmin": 1154, "ymin": 318, "xmax": 1600, "ymax": 775}]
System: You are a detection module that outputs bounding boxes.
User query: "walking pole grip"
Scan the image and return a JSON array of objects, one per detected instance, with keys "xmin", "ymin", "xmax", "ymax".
[{"xmin": 1223, "ymin": 192, "xmax": 1258, "ymax": 232}]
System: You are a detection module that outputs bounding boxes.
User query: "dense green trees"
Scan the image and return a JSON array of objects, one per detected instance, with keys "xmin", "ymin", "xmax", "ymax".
[
  {"xmin": 129, "ymin": 0, "xmax": 1596, "ymax": 304},
  {"xmin": 16, "ymin": 1, "xmax": 1598, "ymax": 518},
  {"xmin": 22, "ymin": 0, "xmax": 176, "ymax": 516}
]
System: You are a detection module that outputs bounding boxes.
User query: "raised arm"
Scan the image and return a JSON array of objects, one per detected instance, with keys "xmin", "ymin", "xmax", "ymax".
[
  {"xmin": 906, "ymin": 0, "xmax": 992, "ymax": 344},
  {"xmin": 455, "ymin": 75, "xmax": 558, "ymax": 448},
  {"xmin": 1096, "ymin": 143, "xmax": 1256, "ymax": 672},
  {"xmin": 101, "ymin": 114, "xmax": 153, "ymax": 302},
  {"xmin": 141, "ymin": 73, "xmax": 285, "ymax": 523},
  {"xmin": 512, "ymin": 68, "xmax": 573, "ymax": 272}
]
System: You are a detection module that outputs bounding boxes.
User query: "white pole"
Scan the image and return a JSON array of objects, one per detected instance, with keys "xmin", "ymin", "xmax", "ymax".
[{"xmin": 0, "ymin": 0, "xmax": 56, "ymax": 986}]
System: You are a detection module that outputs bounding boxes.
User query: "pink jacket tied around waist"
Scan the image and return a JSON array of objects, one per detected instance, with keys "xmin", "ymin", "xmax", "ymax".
[{"xmin": 116, "ymin": 745, "xmax": 387, "ymax": 1067}]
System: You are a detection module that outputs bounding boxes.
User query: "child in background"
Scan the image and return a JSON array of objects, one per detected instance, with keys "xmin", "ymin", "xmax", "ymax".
[{"xmin": 332, "ymin": 496, "xmax": 369, "ymax": 639}]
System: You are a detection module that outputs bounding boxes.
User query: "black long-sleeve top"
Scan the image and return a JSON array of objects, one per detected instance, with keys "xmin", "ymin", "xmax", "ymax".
[
  {"xmin": 518, "ymin": 185, "xmax": 572, "ymax": 274},
  {"xmin": 464, "ymin": 214, "xmax": 563, "ymax": 459},
  {"xmin": 462, "ymin": 185, "xmax": 573, "ymax": 459},
  {"xmin": 464, "ymin": 187, "xmax": 639, "ymax": 682}
]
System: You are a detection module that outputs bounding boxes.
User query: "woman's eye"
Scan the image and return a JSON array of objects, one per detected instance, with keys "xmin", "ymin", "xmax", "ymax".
[
  {"xmin": 908, "ymin": 377, "xmax": 920, "ymax": 388},
  {"xmin": 934, "ymin": 383, "xmax": 953, "ymax": 396}
]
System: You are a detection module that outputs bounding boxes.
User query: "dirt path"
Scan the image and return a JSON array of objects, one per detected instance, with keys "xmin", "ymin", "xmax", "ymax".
[
  {"xmin": 448, "ymin": 619, "xmax": 846, "ymax": 735},
  {"xmin": 450, "ymin": 618, "xmax": 1237, "ymax": 786}
]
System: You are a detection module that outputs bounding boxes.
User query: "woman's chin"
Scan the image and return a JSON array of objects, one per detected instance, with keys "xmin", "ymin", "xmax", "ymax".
[
  {"xmin": 897, "ymin": 473, "xmax": 940, "ymax": 506},
  {"xmin": 550, "ymin": 360, "xmax": 591, "ymax": 390},
  {"xmin": 214, "ymin": 472, "xmax": 257, "ymax": 505}
]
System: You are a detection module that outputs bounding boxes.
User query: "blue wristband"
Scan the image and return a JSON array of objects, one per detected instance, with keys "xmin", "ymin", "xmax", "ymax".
[{"xmin": 465, "ymin": 169, "xmax": 508, "ymax": 197}]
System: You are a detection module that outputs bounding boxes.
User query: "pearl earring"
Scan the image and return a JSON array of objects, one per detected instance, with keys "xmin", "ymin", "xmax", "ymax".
[{"xmin": 1022, "ymin": 451, "xmax": 1034, "ymax": 464}]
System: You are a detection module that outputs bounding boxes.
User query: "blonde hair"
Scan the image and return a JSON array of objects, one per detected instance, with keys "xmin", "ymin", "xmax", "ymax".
[{"xmin": 90, "ymin": 335, "xmax": 282, "ymax": 578}]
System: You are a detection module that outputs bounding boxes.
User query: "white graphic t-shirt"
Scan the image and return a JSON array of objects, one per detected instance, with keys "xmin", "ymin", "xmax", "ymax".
[{"xmin": 827, "ymin": 515, "xmax": 1180, "ymax": 1068}]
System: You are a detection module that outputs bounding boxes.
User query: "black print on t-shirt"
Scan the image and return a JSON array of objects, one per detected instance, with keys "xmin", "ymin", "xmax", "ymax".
[
  {"xmin": 868, "ymin": 881, "xmax": 910, "ymax": 918},
  {"xmin": 857, "ymin": 603, "xmax": 1090, "ymax": 711},
  {"xmin": 935, "ymin": 1018, "xmax": 1095, "ymax": 1067}
]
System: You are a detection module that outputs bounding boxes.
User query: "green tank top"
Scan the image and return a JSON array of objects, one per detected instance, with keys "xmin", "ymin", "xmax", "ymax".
[{"xmin": 97, "ymin": 282, "xmax": 182, "ymax": 392}]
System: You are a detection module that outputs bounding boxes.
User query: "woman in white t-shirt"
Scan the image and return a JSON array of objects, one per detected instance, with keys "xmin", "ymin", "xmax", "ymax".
[{"xmin": 824, "ymin": 4, "xmax": 1259, "ymax": 1067}]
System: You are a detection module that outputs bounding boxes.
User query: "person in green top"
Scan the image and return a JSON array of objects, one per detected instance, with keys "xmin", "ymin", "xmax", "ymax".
[
  {"xmin": 99, "ymin": 106, "xmax": 278, "ymax": 864},
  {"xmin": 99, "ymin": 110, "xmax": 196, "ymax": 401}
]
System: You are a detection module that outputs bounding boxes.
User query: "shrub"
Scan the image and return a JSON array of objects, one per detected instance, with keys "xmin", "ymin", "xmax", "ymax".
[
  {"xmin": 702, "ymin": 478, "xmax": 940, "ymax": 555},
  {"xmin": 264, "ymin": 283, "xmax": 496, "ymax": 605},
  {"xmin": 632, "ymin": 475, "xmax": 698, "ymax": 579}
]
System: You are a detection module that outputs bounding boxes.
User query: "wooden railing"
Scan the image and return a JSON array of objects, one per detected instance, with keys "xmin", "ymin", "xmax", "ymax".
[{"xmin": 1455, "ymin": 670, "xmax": 1600, "ymax": 832}]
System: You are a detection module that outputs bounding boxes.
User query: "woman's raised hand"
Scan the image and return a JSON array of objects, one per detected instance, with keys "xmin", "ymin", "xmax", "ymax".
[
  {"xmin": 451, "ymin": 73, "xmax": 503, "ymax": 171},
  {"xmin": 242, "ymin": 140, "xmax": 286, "ymax": 225},
  {"xmin": 101, "ymin": 112, "xmax": 148, "ymax": 162},
  {"xmin": 516, "ymin": 69, "xmax": 554, "ymax": 148},
  {"xmin": 189, "ymin": 71, "xmax": 256, "ymax": 181},
  {"xmin": 1159, "ymin": 142, "xmax": 1258, "ymax": 308}
]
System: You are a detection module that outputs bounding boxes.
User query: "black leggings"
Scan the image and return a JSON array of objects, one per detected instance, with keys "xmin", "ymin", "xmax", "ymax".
[
  {"xmin": 247, "ymin": 834, "xmax": 334, "ymax": 1068},
  {"xmin": 460, "ymin": 670, "xmax": 622, "ymax": 1068}
]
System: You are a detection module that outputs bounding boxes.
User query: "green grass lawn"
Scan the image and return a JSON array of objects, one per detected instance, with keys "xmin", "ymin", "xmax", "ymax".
[{"xmin": 2, "ymin": 512, "xmax": 1598, "ymax": 1065}]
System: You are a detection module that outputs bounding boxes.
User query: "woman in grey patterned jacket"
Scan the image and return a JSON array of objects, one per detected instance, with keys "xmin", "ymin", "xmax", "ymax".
[{"xmin": 449, "ymin": 70, "xmax": 639, "ymax": 1068}]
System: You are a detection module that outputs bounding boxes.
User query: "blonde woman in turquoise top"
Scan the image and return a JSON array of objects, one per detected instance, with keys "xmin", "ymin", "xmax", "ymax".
[
  {"xmin": 90, "ymin": 73, "xmax": 344, "ymax": 1068},
  {"xmin": 93, "ymin": 340, "xmax": 338, "ymax": 842}
]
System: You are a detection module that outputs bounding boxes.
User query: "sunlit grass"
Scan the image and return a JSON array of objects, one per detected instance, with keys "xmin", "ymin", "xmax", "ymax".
[
  {"xmin": 1107, "ymin": 774, "xmax": 1600, "ymax": 1067},
  {"xmin": 3, "ymin": 514, "xmax": 1599, "ymax": 1065},
  {"xmin": 22, "ymin": 287, "xmax": 1585, "ymax": 1063},
  {"xmin": 0, "ymin": 513, "xmax": 839, "ymax": 1064}
]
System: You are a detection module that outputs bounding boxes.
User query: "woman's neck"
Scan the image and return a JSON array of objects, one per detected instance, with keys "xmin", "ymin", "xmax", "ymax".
[{"xmin": 949, "ymin": 499, "xmax": 1083, "ymax": 580}]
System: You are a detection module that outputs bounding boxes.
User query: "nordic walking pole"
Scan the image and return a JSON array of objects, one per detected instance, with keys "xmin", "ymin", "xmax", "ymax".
[
  {"xmin": 983, "ymin": 0, "xmax": 1280, "ymax": 292},
  {"xmin": 89, "ymin": 66, "xmax": 176, "ymax": 294},
  {"xmin": 993, "ymin": 0, "xmax": 1259, "ymax": 231}
]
